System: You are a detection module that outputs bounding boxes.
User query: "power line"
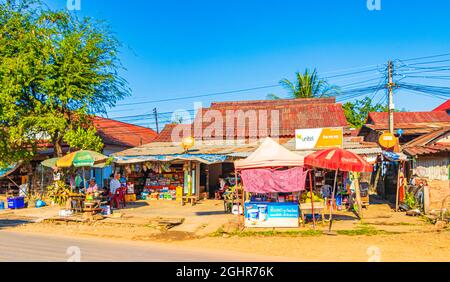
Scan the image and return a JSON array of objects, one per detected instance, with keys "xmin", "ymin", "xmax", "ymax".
[
  {"xmin": 400, "ymin": 52, "xmax": 450, "ymax": 62},
  {"xmin": 112, "ymin": 85, "xmax": 281, "ymax": 108}
]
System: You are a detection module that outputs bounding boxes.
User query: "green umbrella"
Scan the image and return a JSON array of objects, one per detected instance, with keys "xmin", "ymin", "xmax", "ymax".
[{"xmin": 56, "ymin": 150, "xmax": 109, "ymax": 168}]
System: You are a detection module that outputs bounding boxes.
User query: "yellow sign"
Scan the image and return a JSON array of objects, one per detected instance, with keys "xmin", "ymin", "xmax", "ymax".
[
  {"xmin": 379, "ymin": 132, "xmax": 397, "ymax": 148},
  {"xmin": 295, "ymin": 127, "xmax": 343, "ymax": 150}
]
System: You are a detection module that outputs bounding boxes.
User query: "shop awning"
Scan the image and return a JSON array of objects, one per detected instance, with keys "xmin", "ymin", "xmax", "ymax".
[
  {"xmin": 0, "ymin": 163, "xmax": 21, "ymax": 179},
  {"xmin": 114, "ymin": 154, "xmax": 228, "ymax": 165}
]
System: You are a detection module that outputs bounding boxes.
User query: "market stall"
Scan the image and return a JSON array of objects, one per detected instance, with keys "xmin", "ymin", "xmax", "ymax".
[
  {"xmin": 113, "ymin": 154, "xmax": 228, "ymax": 205},
  {"xmin": 304, "ymin": 148, "xmax": 373, "ymax": 232},
  {"xmin": 235, "ymin": 138, "xmax": 307, "ymax": 228}
]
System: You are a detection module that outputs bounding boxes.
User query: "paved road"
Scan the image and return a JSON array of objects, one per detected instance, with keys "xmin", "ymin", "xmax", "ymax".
[{"xmin": 0, "ymin": 231, "xmax": 278, "ymax": 262}]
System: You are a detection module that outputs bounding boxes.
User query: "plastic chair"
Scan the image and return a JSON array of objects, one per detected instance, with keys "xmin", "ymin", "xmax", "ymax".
[{"xmin": 111, "ymin": 188, "xmax": 127, "ymax": 209}]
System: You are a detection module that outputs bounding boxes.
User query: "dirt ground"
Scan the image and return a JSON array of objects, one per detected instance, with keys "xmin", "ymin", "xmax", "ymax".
[{"xmin": 1, "ymin": 198, "xmax": 449, "ymax": 262}]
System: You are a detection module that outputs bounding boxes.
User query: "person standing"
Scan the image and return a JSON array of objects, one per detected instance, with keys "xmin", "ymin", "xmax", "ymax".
[{"xmin": 109, "ymin": 173, "xmax": 123, "ymax": 209}]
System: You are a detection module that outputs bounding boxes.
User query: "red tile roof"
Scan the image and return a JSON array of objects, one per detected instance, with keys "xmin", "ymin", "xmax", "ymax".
[
  {"xmin": 367, "ymin": 111, "xmax": 450, "ymax": 126},
  {"xmin": 152, "ymin": 123, "xmax": 191, "ymax": 143},
  {"xmin": 151, "ymin": 98, "xmax": 348, "ymax": 142},
  {"xmin": 93, "ymin": 117, "xmax": 158, "ymax": 147},
  {"xmin": 433, "ymin": 99, "xmax": 450, "ymax": 112}
]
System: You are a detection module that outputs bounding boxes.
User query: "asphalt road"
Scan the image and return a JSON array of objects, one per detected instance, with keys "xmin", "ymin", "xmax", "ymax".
[{"xmin": 0, "ymin": 230, "xmax": 277, "ymax": 262}]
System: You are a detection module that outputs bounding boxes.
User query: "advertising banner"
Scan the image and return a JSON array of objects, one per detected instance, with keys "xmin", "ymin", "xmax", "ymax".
[
  {"xmin": 245, "ymin": 202, "xmax": 299, "ymax": 228},
  {"xmin": 295, "ymin": 127, "xmax": 343, "ymax": 150}
]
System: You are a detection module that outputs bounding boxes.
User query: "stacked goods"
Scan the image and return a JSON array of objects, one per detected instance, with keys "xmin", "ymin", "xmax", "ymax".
[
  {"xmin": 146, "ymin": 188, "xmax": 176, "ymax": 201},
  {"xmin": 301, "ymin": 192, "xmax": 324, "ymax": 204}
]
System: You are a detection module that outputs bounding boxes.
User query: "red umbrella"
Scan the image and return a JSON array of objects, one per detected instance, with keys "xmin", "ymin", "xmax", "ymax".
[
  {"xmin": 304, "ymin": 148, "xmax": 373, "ymax": 233},
  {"xmin": 304, "ymin": 148, "xmax": 373, "ymax": 173}
]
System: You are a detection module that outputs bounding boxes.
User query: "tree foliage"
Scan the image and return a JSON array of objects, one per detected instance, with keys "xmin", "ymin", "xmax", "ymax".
[
  {"xmin": 343, "ymin": 97, "xmax": 388, "ymax": 128},
  {"xmin": 0, "ymin": 0, "xmax": 129, "ymax": 166},
  {"xmin": 268, "ymin": 68, "xmax": 340, "ymax": 99}
]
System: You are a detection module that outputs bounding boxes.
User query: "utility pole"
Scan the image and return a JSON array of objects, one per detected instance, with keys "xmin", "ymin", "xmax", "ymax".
[
  {"xmin": 153, "ymin": 108, "xmax": 160, "ymax": 134},
  {"xmin": 387, "ymin": 61, "xmax": 395, "ymax": 134}
]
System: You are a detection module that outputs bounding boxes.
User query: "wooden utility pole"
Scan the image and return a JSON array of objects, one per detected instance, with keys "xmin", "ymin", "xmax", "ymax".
[
  {"xmin": 153, "ymin": 108, "xmax": 160, "ymax": 134},
  {"xmin": 387, "ymin": 61, "xmax": 395, "ymax": 134}
]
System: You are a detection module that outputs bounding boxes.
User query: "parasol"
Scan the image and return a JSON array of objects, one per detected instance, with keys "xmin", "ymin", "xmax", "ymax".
[
  {"xmin": 304, "ymin": 148, "xmax": 373, "ymax": 233},
  {"xmin": 56, "ymin": 150, "xmax": 108, "ymax": 168}
]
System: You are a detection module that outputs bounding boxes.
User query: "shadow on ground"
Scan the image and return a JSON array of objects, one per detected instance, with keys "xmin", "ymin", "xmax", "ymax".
[
  {"xmin": 195, "ymin": 211, "xmax": 226, "ymax": 216},
  {"xmin": 0, "ymin": 219, "xmax": 33, "ymax": 229}
]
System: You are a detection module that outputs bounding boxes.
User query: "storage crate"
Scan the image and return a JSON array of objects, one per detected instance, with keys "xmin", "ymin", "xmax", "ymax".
[
  {"xmin": 125, "ymin": 194, "xmax": 136, "ymax": 202},
  {"xmin": 7, "ymin": 197, "xmax": 25, "ymax": 209}
]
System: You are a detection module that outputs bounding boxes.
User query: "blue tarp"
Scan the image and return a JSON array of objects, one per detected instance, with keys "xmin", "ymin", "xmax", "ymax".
[
  {"xmin": 0, "ymin": 164, "xmax": 17, "ymax": 178},
  {"xmin": 382, "ymin": 151, "xmax": 400, "ymax": 161},
  {"xmin": 114, "ymin": 154, "xmax": 228, "ymax": 165}
]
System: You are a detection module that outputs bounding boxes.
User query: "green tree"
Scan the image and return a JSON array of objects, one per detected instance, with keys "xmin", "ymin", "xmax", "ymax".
[
  {"xmin": 0, "ymin": 0, "xmax": 129, "ymax": 166},
  {"xmin": 268, "ymin": 68, "xmax": 340, "ymax": 99},
  {"xmin": 343, "ymin": 97, "xmax": 388, "ymax": 128}
]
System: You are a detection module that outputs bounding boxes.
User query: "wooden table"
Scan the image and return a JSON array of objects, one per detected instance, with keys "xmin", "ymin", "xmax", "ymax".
[
  {"xmin": 181, "ymin": 196, "xmax": 197, "ymax": 206},
  {"xmin": 300, "ymin": 202, "xmax": 326, "ymax": 225},
  {"xmin": 68, "ymin": 195, "xmax": 85, "ymax": 213}
]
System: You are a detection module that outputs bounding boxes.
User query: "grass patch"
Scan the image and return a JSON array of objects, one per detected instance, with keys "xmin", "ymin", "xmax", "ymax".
[
  {"xmin": 336, "ymin": 224, "xmax": 397, "ymax": 236},
  {"xmin": 365, "ymin": 222, "xmax": 417, "ymax": 226},
  {"xmin": 210, "ymin": 228, "xmax": 324, "ymax": 237}
]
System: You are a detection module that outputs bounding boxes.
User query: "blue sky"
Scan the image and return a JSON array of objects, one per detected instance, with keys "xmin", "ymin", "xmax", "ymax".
[{"xmin": 46, "ymin": 0, "xmax": 450, "ymax": 127}]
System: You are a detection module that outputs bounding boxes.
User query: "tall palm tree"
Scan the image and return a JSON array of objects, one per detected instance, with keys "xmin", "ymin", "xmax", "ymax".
[{"xmin": 268, "ymin": 68, "xmax": 340, "ymax": 99}]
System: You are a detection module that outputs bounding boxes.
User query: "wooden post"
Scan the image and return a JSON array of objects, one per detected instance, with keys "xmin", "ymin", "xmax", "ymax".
[
  {"xmin": 395, "ymin": 161, "xmax": 402, "ymax": 212},
  {"xmin": 206, "ymin": 165, "xmax": 210, "ymax": 199},
  {"xmin": 353, "ymin": 172, "xmax": 364, "ymax": 219},
  {"xmin": 235, "ymin": 168, "xmax": 240, "ymax": 225},
  {"xmin": 372, "ymin": 163, "xmax": 381, "ymax": 194}
]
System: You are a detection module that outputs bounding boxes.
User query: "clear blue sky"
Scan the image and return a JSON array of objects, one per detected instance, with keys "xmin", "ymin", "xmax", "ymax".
[{"xmin": 46, "ymin": 0, "xmax": 450, "ymax": 128}]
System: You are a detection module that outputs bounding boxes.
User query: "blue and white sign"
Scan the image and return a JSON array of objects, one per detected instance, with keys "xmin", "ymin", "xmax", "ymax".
[{"xmin": 245, "ymin": 202, "xmax": 299, "ymax": 228}]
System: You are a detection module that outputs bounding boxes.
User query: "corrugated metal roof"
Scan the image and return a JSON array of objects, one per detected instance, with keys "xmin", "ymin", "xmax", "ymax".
[
  {"xmin": 114, "ymin": 140, "xmax": 262, "ymax": 158},
  {"xmin": 367, "ymin": 111, "xmax": 450, "ymax": 126},
  {"xmin": 150, "ymin": 98, "xmax": 348, "ymax": 142},
  {"xmin": 114, "ymin": 137, "xmax": 382, "ymax": 163},
  {"xmin": 403, "ymin": 127, "xmax": 450, "ymax": 156}
]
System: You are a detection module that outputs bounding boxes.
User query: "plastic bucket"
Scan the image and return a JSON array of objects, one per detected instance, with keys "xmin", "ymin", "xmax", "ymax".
[{"xmin": 101, "ymin": 205, "xmax": 111, "ymax": 215}]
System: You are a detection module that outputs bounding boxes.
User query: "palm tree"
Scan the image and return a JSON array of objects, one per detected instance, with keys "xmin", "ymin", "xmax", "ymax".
[{"xmin": 268, "ymin": 68, "xmax": 340, "ymax": 99}]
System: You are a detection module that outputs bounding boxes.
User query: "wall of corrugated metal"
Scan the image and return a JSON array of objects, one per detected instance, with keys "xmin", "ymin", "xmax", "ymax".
[{"xmin": 414, "ymin": 156, "xmax": 449, "ymax": 181}]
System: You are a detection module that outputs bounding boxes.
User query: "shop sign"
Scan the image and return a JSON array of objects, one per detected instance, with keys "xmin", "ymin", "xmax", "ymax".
[
  {"xmin": 379, "ymin": 132, "xmax": 397, "ymax": 148},
  {"xmin": 245, "ymin": 203, "xmax": 299, "ymax": 228},
  {"xmin": 295, "ymin": 127, "xmax": 343, "ymax": 150}
]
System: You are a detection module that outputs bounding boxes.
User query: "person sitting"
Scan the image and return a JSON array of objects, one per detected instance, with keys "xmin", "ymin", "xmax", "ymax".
[
  {"xmin": 82, "ymin": 178, "xmax": 98, "ymax": 195},
  {"xmin": 215, "ymin": 176, "xmax": 228, "ymax": 200}
]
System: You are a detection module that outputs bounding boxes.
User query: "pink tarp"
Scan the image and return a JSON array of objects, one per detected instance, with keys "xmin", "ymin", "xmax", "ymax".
[{"xmin": 241, "ymin": 167, "xmax": 307, "ymax": 193}]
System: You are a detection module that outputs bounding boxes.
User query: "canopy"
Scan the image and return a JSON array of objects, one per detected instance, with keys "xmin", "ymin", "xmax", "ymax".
[
  {"xmin": 0, "ymin": 163, "xmax": 20, "ymax": 179},
  {"xmin": 235, "ymin": 138, "xmax": 304, "ymax": 169},
  {"xmin": 304, "ymin": 148, "xmax": 373, "ymax": 173},
  {"xmin": 114, "ymin": 154, "xmax": 227, "ymax": 165},
  {"xmin": 56, "ymin": 150, "xmax": 109, "ymax": 168},
  {"xmin": 41, "ymin": 158, "xmax": 59, "ymax": 169}
]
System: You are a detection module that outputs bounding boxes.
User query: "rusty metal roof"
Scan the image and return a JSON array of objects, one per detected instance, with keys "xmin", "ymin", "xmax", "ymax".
[{"xmin": 403, "ymin": 127, "xmax": 450, "ymax": 156}]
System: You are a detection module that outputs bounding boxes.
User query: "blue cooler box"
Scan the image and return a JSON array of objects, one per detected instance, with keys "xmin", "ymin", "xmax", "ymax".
[{"xmin": 7, "ymin": 197, "xmax": 25, "ymax": 209}]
